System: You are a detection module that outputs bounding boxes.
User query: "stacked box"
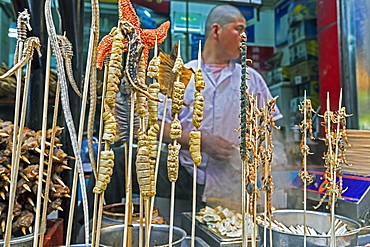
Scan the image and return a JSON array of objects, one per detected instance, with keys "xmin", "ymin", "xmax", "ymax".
[
  {"xmin": 288, "ymin": 19, "xmax": 317, "ymax": 46},
  {"xmin": 289, "ymin": 39, "xmax": 318, "ymax": 65},
  {"xmin": 290, "ymin": 60, "xmax": 318, "ymax": 85},
  {"xmin": 267, "ymin": 66, "xmax": 291, "ymax": 85}
]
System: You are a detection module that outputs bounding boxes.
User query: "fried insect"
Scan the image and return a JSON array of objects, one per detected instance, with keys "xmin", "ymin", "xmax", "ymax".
[
  {"xmin": 93, "ymin": 150, "xmax": 115, "ymax": 194},
  {"xmin": 169, "ymin": 118, "xmax": 182, "ymax": 140},
  {"xmin": 192, "ymin": 91, "xmax": 204, "ymax": 130},
  {"xmin": 189, "ymin": 131, "xmax": 201, "ymax": 166},
  {"xmin": 105, "ymin": 26, "xmax": 125, "ymax": 109},
  {"xmin": 135, "ymin": 91, "xmax": 147, "ymax": 118},
  {"xmin": 167, "ymin": 142, "xmax": 181, "ymax": 183},
  {"xmin": 171, "ymin": 81, "xmax": 185, "ymax": 117},
  {"xmin": 147, "ymin": 124, "xmax": 159, "ymax": 196},
  {"xmin": 147, "ymin": 56, "xmax": 160, "ymax": 79},
  {"xmin": 148, "ymin": 82, "xmax": 160, "ymax": 125},
  {"xmin": 194, "ymin": 68, "xmax": 205, "ymax": 91},
  {"xmin": 135, "ymin": 131, "xmax": 154, "ymax": 198},
  {"xmin": 102, "ymin": 111, "xmax": 117, "ymax": 143},
  {"xmin": 298, "ymin": 98, "xmax": 316, "ymax": 139}
]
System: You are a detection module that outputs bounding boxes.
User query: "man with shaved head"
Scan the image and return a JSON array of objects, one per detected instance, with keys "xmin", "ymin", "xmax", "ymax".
[{"xmin": 158, "ymin": 5, "xmax": 282, "ymax": 207}]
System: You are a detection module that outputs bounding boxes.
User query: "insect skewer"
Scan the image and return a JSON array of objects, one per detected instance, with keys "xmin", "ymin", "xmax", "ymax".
[
  {"xmin": 123, "ymin": 90, "xmax": 136, "ymax": 247},
  {"xmin": 169, "ymin": 137, "xmax": 178, "ymax": 247},
  {"xmin": 252, "ymin": 104, "xmax": 258, "ymax": 247},
  {"xmin": 330, "ymin": 90, "xmax": 343, "ymax": 247},
  {"xmin": 325, "ymin": 94, "xmax": 336, "ymax": 247},
  {"xmin": 242, "ymin": 158, "xmax": 248, "ymax": 247},
  {"xmin": 148, "ymin": 95, "xmax": 168, "ymax": 239},
  {"xmin": 303, "ymin": 91, "xmax": 308, "ymax": 247},
  {"xmin": 91, "ymin": 58, "xmax": 109, "ymax": 247}
]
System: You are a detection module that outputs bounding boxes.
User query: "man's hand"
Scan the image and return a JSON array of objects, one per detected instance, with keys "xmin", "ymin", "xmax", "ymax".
[{"xmin": 201, "ymin": 135, "xmax": 235, "ymax": 160}]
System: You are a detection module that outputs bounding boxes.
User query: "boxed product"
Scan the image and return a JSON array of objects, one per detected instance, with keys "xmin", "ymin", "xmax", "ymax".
[
  {"xmin": 288, "ymin": 0, "xmax": 317, "ymax": 25},
  {"xmin": 289, "ymin": 39, "xmax": 318, "ymax": 65},
  {"xmin": 288, "ymin": 19, "xmax": 317, "ymax": 46},
  {"xmin": 289, "ymin": 59, "xmax": 318, "ymax": 85},
  {"xmin": 267, "ymin": 66, "xmax": 290, "ymax": 85}
]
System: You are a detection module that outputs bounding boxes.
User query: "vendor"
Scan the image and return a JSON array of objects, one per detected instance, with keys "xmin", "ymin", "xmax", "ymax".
[{"xmin": 158, "ymin": 4, "xmax": 283, "ymax": 205}]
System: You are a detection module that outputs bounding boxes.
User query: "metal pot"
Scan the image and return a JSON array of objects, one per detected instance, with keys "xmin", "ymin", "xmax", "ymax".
[
  {"xmin": 0, "ymin": 234, "xmax": 33, "ymax": 247},
  {"xmin": 102, "ymin": 202, "xmax": 164, "ymax": 226},
  {"xmin": 257, "ymin": 209, "xmax": 361, "ymax": 247},
  {"xmin": 99, "ymin": 223, "xmax": 187, "ymax": 247}
]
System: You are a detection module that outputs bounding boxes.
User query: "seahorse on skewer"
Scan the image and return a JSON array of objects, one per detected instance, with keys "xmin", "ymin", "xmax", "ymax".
[{"xmin": 0, "ymin": 37, "xmax": 41, "ymax": 80}]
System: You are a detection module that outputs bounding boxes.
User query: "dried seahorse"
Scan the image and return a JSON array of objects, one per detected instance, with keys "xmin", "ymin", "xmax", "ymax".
[
  {"xmin": 0, "ymin": 37, "xmax": 41, "ymax": 79},
  {"xmin": 45, "ymin": 0, "xmax": 90, "ymax": 243},
  {"xmin": 14, "ymin": 9, "xmax": 32, "ymax": 65},
  {"xmin": 57, "ymin": 35, "xmax": 82, "ymax": 98},
  {"xmin": 124, "ymin": 30, "xmax": 161, "ymax": 102}
]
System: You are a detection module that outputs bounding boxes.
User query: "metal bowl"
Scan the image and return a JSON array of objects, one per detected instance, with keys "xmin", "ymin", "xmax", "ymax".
[
  {"xmin": 99, "ymin": 224, "xmax": 187, "ymax": 247},
  {"xmin": 257, "ymin": 209, "xmax": 361, "ymax": 247},
  {"xmin": 0, "ymin": 234, "xmax": 33, "ymax": 247}
]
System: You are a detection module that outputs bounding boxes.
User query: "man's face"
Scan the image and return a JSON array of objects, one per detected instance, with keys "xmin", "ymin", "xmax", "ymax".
[{"xmin": 218, "ymin": 16, "xmax": 246, "ymax": 61}]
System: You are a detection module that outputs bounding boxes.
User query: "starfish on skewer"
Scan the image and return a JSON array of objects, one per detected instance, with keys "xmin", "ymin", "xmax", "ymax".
[{"xmin": 97, "ymin": 0, "xmax": 170, "ymax": 69}]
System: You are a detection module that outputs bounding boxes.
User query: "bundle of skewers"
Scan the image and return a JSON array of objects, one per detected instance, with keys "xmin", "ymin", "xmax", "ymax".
[
  {"xmin": 313, "ymin": 91, "xmax": 352, "ymax": 247},
  {"xmin": 256, "ymin": 216, "xmax": 350, "ymax": 236},
  {"xmin": 238, "ymin": 32, "xmax": 279, "ymax": 247},
  {"xmin": 297, "ymin": 92, "xmax": 315, "ymax": 247}
]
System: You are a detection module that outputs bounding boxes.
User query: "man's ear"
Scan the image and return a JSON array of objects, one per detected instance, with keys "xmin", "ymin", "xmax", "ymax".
[{"xmin": 211, "ymin": 23, "xmax": 220, "ymax": 40}]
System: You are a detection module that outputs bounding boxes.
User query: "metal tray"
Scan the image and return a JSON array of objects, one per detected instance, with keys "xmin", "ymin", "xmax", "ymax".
[{"xmin": 181, "ymin": 212, "xmax": 250, "ymax": 246}]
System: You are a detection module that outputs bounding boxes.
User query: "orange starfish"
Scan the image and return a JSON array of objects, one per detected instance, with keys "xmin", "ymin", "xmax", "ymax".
[{"xmin": 96, "ymin": 0, "xmax": 170, "ymax": 69}]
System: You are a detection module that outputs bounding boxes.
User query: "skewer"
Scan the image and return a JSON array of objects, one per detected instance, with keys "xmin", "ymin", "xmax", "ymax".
[
  {"xmin": 190, "ymin": 40, "xmax": 204, "ymax": 247},
  {"xmin": 86, "ymin": 0, "xmax": 100, "ymax": 181},
  {"xmin": 64, "ymin": 29, "xmax": 93, "ymax": 247},
  {"xmin": 33, "ymin": 38, "xmax": 52, "ymax": 247},
  {"xmin": 330, "ymin": 89, "xmax": 343, "ymax": 247},
  {"xmin": 91, "ymin": 48, "xmax": 109, "ymax": 247},
  {"xmin": 322, "ymin": 93, "xmax": 336, "ymax": 247},
  {"xmin": 124, "ymin": 142, "xmax": 133, "ymax": 247},
  {"xmin": 147, "ymin": 37, "xmax": 161, "ymax": 242},
  {"xmin": 145, "ymin": 198, "xmax": 151, "ymax": 247},
  {"xmin": 148, "ymin": 95, "xmax": 168, "ymax": 239},
  {"xmin": 246, "ymin": 103, "xmax": 253, "ymax": 246},
  {"xmin": 95, "ymin": 190, "xmax": 105, "ymax": 247},
  {"xmin": 252, "ymin": 98, "xmax": 258, "ymax": 247},
  {"xmin": 242, "ymin": 158, "xmax": 247, "ymax": 247},
  {"xmin": 4, "ymin": 57, "xmax": 33, "ymax": 246},
  {"xmin": 303, "ymin": 91, "xmax": 308, "ymax": 247},
  {"xmin": 325, "ymin": 93, "xmax": 336, "ymax": 247},
  {"xmin": 139, "ymin": 195, "xmax": 144, "ymax": 247},
  {"xmin": 123, "ymin": 90, "xmax": 136, "ymax": 247},
  {"xmin": 40, "ymin": 72, "xmax": 61, "ymax": 246},
  {"xmin": 3, "ymin": 12, "xmax": 29, "ymax": 245}
]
